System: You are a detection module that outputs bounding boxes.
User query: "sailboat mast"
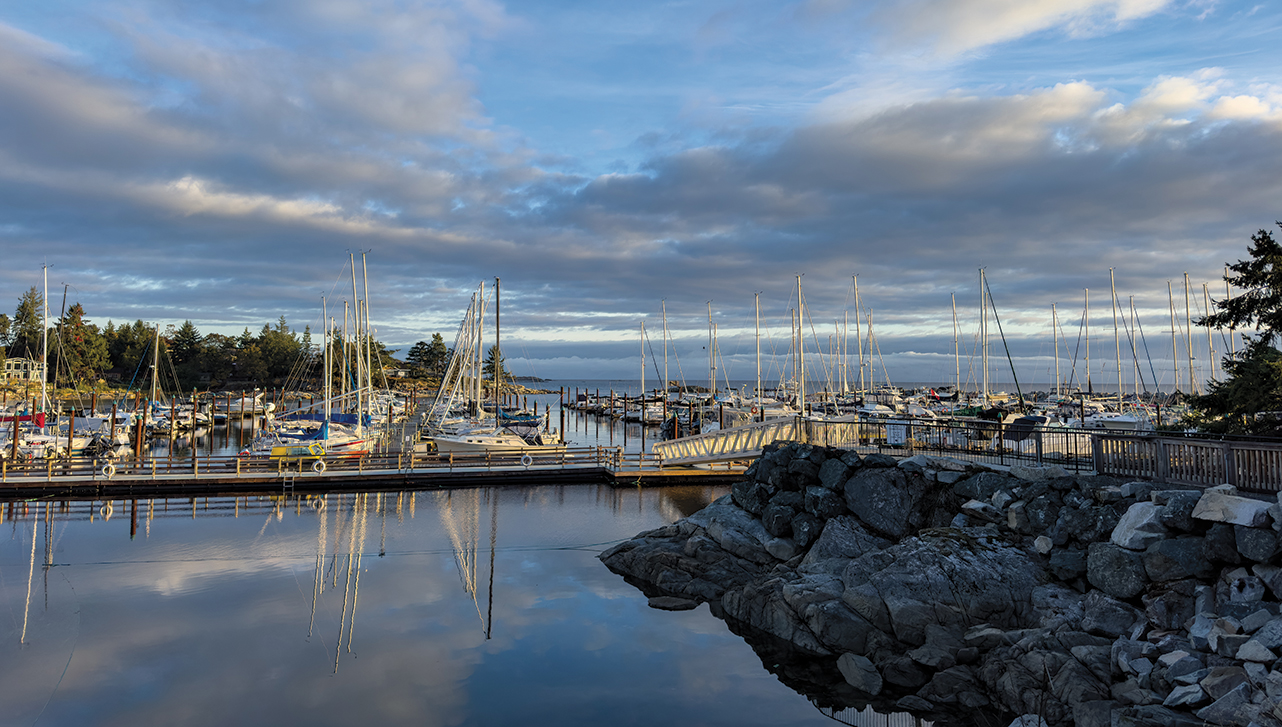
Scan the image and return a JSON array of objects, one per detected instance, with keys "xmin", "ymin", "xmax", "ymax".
[
  {"xmin": 362, "ymin": 252, "xmax": 372, "ymax": 394},
  {"xmin": 1084, "ymin": 288, "xmax": 1090, "ymax": 395},
  {"xmin": 754, "ymin": 292, "xmax": 761, "ymax": 414},
  {"xmin": 1184, "ymin": 273, "xmax": 1195, "ymax": 394},
  {"xmin": 1168, "ymin": 281, "xmax": 1179, "ymax": 393},
  {"xmin": 40, "ymin": 265, "xmax": 48, "ymax": 430},
  {"xmin": 1052, "ymin": 303, "xmax": 1059, "ymax": 397},
  {"xmin": 1110, "ymin": 269, "xmax": 1121, "ymax": 411},
  {"xmin": 707, "ymin": 303, "xmax": 717, "ymax": 400},
  {"xmin": 797, "ymin": 275, "xmax": 805, "ymax": 417},
  {"xmin": 842, "ymin": 309, "xmax": 848, "ymax": 394},
  {"xmin": 476, "ymin": 281, "xmax": 485, "ymax": 414},
  {"xmin": 342, "ymin": 301, "xmax": 350, "ymax": 415},
  {"xmin": 349, "ymin": 254, "xmax": 363, "ymax": 433},
  {"xmin": 662, "ymin": 300, "xmax": 669, "ymax": 401},
  {"xmin": 323, "ymin": 298, "xmax": 331, "ymax": 423},
  {"xmin": 494, "ymin": 277, "xmax": 500, "ymax": 427},
  {"xmin": 151, "ymin": 323, "xmax": 160, "ymax": 423},
  {"xmin": 853, "ymin": 276, "xmax": 864, "ymax": 394},
  {"xmin": 953, "ymin": 293, "xmax": 960, "ymax": 395},
  {"xmin": 1130, "ymin": 296, "xmax": 1140, "ymax": 395},
  {"xmin": 1226, "ymin": 268, "xmax": 1235, "ymax": 358},
  {"xmin": 980, "ymin": 269, "xmax": 988, "ymax": 407},
  {"xmin": 1204, "ymin": 283, "xmax": 1215, "ymax": 382},
  {"xmin": 640, "ymin": 320, "xmax": 645, "ymax": 407}
]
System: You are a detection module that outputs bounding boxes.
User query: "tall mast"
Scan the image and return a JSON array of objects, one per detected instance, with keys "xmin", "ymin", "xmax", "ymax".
[
  {"xmin": 640, "ymin": 320, "xmax": 645, "ymax": 407},
  {"xmin": 1084, "ymin": 288, "xmax": 1090, "ymax": 395},
  {"xmin": 323, "ymin": 298, "xmax": 331, "ymax": 423},
  {"xmin": 1130, "ymin": 296, "xmax": 1140, "ymax": 395},
  {"xmin": 707, "ymin": 302, "xmax": 714, "ymax": 397},
  {"xmin": 952, "ymin": 293, "xmax": 960, "ymax": 394},
  {"xmin": 1052, "ymin": 303, "xmax": 1059, "ymax": 397},
  {"xmin": 349, "ymin": 254, "xmax": 362, "ymax": 431},
  {"xmin": 842, "ymin": 308, "xmax": 849, "ymax": 394},
  {"xmin": 754, "ymin": 293, "xmax": 761, "ymax": 411},
  {"xmin": 1168, "ymin": 281, "xmax": 1179, "ymax": 393},
  {"xmin": 476, "ymin": 281, "xmax": 485, "ymax": 414},
  {"xmin": 797, "ymin": 274, "xmax": 805, "ymax": 416},
  {"xmin": 342, "ymin": 301, "xmax": 350, "ymax": 412},
  {"xmin": 362, "ymin": 252, "xmax": 372, "ymax": 394},
  {"xmin": 980, "ymin": 269, "xmax": 988, "ymax": 407},
  {"xmin": 662, "ymin": 300, "xmax": 669, "ymax": 400},
  {"xmin": 494, "ymin": 277, "xmax": 500, "ymax": 428},
  {"xmin": 1111, "ymin": 268, "xmax": 1121, "ymax": 411},
  {"xmin": 853, "ymin": 276, "xmax": 864, "ymax": 394},
  {"xmin": 1204, "ymin": 283, "xmax": 1215, "ymax": 382},
  {"xmin": 40, "ymin": 265, "xmax": 48, "ymax": 428},
  {"xmin": 1226, "ymin": 267, "xmax": 1236, "ymax": 358},
  {"xmin": 151, "ymin": 323, "xmax": 160, "ymax": 423},
  {"xmin": 1184, "ymin": 273, "xmax": 1195, "ymax": 394}
]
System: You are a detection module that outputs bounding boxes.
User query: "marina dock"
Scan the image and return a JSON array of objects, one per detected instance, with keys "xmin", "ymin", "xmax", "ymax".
[{"xmin": 0, "ymin": 446, "xmax": 747, "ymax": 500}]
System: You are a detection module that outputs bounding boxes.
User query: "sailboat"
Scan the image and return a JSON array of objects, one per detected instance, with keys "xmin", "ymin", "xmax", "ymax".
[{"xmin": 428, "ymin": 278, "xmax": 564, "ymax": 455}]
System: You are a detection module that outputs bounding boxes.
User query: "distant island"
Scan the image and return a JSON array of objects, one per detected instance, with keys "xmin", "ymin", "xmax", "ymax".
[{"xmin": 512, "ymin": 375, "xmax": 550, "ymax": 382}]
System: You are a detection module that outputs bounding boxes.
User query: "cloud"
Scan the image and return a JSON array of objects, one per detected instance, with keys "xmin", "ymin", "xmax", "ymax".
[{"xmin": 872, "ymin": 0, "xmax": 1175, "ymax": 55}]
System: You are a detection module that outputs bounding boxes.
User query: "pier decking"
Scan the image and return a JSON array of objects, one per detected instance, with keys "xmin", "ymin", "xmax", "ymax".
[{"xmin": 0, "ymin": 446, "xmax": 747, "ymax": 500}]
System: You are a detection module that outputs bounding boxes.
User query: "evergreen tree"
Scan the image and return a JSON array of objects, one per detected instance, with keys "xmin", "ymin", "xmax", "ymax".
[
  {"xmin": 483, "ymin": 344, "xmax": 510, "ymax": 381},
  {"xmin": 0, "ymin": 313, "xmax": 10, "ymax": 350},
  {"xmin": 52, "ymin": 303, "xmax": 109, "ymax": 387},
  {"xmin": 1191, "ymin": 224, "xmax": 1282, "ymax": 434},
  {"xmin": 11, "ymin": 286, "xmax": 43, "ymax": 357},
  {"xmin": 170, "ymin": 321, "xmax": 203, "ymax": 365}
]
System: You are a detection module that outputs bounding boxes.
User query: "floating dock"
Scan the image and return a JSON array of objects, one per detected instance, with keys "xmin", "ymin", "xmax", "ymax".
[{"xmin": 0, "ymin": 446, "xmax": 747, "ymax": 500}]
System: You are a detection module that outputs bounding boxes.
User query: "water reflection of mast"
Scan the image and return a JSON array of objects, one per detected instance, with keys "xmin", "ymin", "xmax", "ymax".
[
  {"xmin": 333, "ymin": 493, "xmax": 368, "ymax": 673},
  {"xmin": 485, "ymin": 490, "xmax": 497, "ymax": 640},
  {"xmin": 309, "ymin": 495, "xmax": 328, "ymax": 639},
  {"xmin": 22, "ymin": 512, "xmax": 37, "ymax": 644},
  {"xmin": 435, "ymin": 490, "xmax": 485, "ymax": 630}
]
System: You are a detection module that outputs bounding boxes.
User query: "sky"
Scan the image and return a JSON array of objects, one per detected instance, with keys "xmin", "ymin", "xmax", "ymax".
[{"xmin": 2, "ymin": 0, "xmax": 1281, "ymax": 390}]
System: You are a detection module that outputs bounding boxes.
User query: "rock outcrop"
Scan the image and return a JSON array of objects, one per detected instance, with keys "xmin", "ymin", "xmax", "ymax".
[{"xmin": 600, "ymin": 442, "xmax": 1282, "ymax": 727}]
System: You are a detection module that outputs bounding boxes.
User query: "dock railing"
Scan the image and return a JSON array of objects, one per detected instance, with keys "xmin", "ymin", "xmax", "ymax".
[
  {"xmin": 652, "ymin": 416, "xmax": 1097, "ymax": 471},
  {"xmin": 1092, "ymin": 433, "xmax": 1282, "ymax": 493}
]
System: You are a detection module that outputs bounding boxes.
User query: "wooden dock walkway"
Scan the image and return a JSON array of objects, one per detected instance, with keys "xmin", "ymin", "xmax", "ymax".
[{"xmin": 0, "ymin": 446, "xmax": 748, "ymax": 500}]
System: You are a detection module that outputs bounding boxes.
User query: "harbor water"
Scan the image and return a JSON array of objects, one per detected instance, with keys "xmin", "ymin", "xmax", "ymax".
[{"xmin": 0, "ymin": 484, "xmax": 915, "ymax": 726}]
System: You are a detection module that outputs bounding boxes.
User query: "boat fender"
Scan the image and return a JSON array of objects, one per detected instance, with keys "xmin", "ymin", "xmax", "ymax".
[
  {"xmin": 102, "ymin": 463, "xmax": 116, "ymax": 478},
  {"xmin": 520, "ymin": 454, "xmax": 533, "ymax": 467},
  {"xmin": 313, "ymin": 459, "xmax": 327, "ymax": 474}
]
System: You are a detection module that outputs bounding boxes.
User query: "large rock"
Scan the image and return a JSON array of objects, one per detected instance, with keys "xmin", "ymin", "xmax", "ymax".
[
  {"xmin": 1234, "ymin": 524, "xmax": 1280, "ymax": 563},
  {"xmin": 954, "ymin": 471, "xmax": 1020, "ymax": 502},
  {"xmin": 817, "ymin": 459, "xmax": 850, "ymax": 491},
  {"xmin": 1087, "ymin": 542, "xmax": 1148, "ymax": 600},
  {"xmin": 798, "ymin": 515, "xmax": 891, "ymax": 574},
  {"xmin": 1112, "ymin": 502, "xmax": 1169, "ymax": 550},
  {"xmin": 804, "ymin": 486, "xmax": 847, "ymax": 520},
  {"xmin": 1143, "ymin": 537, "xmax": 1215, "ymax": 582},
  {"xmin": 836, "ymin": 652, "xmax": 882, "ymax": 695},
  {"xmin": 1193, "ymin": 490, "xmax": 1273, "ymax": 528},
  {"xmin": 1080, "ymin": 591, "xmax": 1142, "ymax": 637},
  {"xmin": 843, "ymin": 466, "xmax": 924, "ymax": 539}
]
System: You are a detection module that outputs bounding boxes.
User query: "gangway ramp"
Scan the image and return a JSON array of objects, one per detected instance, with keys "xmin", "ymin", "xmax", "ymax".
[{"xmin": 652, "ymin": 418, "xmax": 803, "ymax": 465}]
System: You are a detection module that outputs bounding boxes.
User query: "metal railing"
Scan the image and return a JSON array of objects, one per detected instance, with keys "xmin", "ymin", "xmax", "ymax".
[{"xmin": 652, "ymin": 416, "xmax": 1096, "ymax": 471}]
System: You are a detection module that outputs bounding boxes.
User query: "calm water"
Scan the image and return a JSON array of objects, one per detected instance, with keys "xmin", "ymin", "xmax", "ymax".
[{"xmin": 0, "ymin": 484, "xmax": 876, "ymax": 727}]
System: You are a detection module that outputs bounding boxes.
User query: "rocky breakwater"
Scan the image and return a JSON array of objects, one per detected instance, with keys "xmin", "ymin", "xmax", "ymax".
[{"xmin": 599, "ymin": 441, "xmax": 1282, "ymax": 727}]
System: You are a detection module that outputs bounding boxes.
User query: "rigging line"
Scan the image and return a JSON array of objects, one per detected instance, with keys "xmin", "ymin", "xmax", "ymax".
[
  {"xmin": 1112, "ymin": 289, "xmax": 1148, "ymax": 394},
  {"xmin": 1133, "ymin": 303, "xmax": 1160, "ymax": 392},
  {"xmin": 982, "ymin": 277, "xmax": 1025, "ymax": 408},
  {"xmin": 1067, "ymin": 302, "xmax": 1087, "ymax": 391}
]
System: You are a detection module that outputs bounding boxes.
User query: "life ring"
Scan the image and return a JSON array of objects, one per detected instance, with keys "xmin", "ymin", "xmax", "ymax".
[
  {"xmin": 751, "ymin": 406, "xmax": 759, "ymax": 414},
  {"xmin": 99, "ymin": 503, "xmax": 113, "ymax": 519},
  {"xmin": 520, "ymin": 454, "xmax": 533, "ymax": 467},
  {"xmin": 312, "ymin": 459, "xmax": 327, "ymax": 474},
  {"xmin": 311, "ymin": 498, "xmax": 327, "ymax": 511},
  {"xmin": 102, "ymin": 463, "xmax": 116, "ymax": 479}
]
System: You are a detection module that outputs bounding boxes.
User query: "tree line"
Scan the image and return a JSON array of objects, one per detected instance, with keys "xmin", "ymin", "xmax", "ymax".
[{"xmin": 0, "ymin": 291, "xmax": 408, "ymax": 391}]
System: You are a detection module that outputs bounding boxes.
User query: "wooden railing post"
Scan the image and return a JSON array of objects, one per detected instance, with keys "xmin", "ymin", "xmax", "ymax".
[
  {"xmin": 1091, "ymin": 435, "xmax": 1104, "ymax": 474},
  {"xmin": 1225, "ymin": 443, "xmax": 1238, "ymax": 487},
  {"xmin": 1156, "ymin": 439, "xmax": 1169, "ymax": 484}
]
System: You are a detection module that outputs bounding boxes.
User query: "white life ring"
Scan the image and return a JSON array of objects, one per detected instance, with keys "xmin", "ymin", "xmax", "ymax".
[
  {"xmin": 312, "ymin": 459, "xmax": 327, "ymax": 474},
  {"xmin": 311, "ymin": 498, "xmax": 327, "ymax": 511},
  {"xmin": 102, "ymin": 463, "xmax": 116, "ymax": 478},
  {"xmin": 520, "ymin": 454, "xmax": 533, "ymax": 467},
  {"xmin": 100, "ymin": 503, "xmax": 113, "ymax": 519}
]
